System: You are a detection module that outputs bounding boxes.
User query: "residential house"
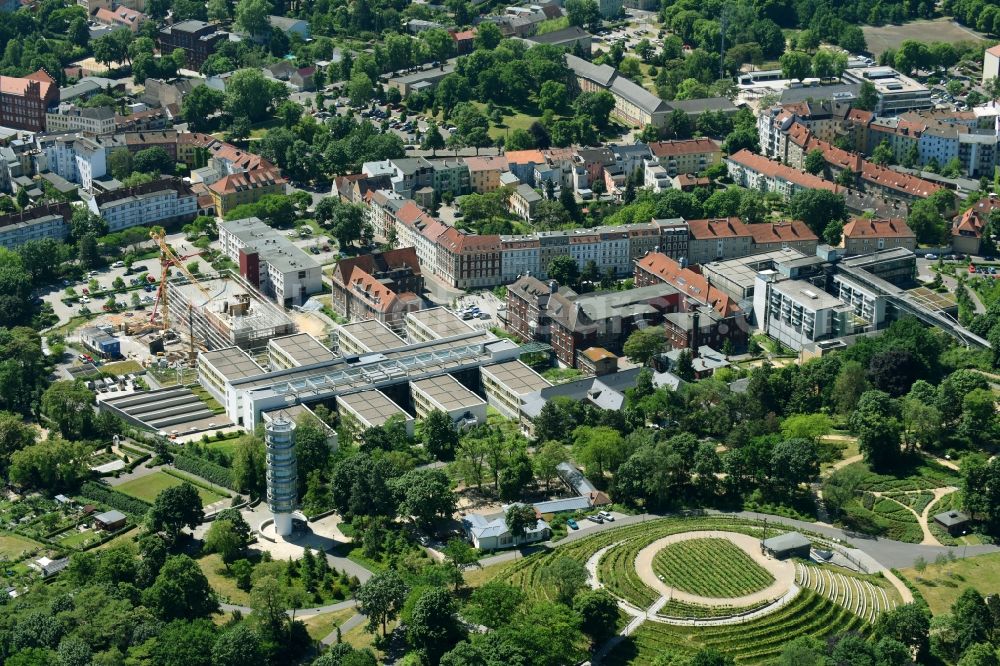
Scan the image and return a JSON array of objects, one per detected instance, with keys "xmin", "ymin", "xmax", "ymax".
[
  {"xmin": 82, "ymin": 177, "xmax": 197, "ymax": 231},
  {"xmin": 436, "ymin": 227, "xmax": 502, "ymax": 289},
  {"xmin": 725, "ymin": 149, "xmax": 841, "ymax": 201},
  {"xmin": 566, "ymin": 54, "xmax": 669, "ymax": 129},
  {"xmin": 452, "ymin": 29, "xmax": 476, "ymax": 54},
  {"xmin": 463, "ymin": 507, "xmax": 550, "ymax": 551},
  {"xmin": 329, "ymin": 248, "xmax": 424, "ymax": 332},
  {"xmin": 952, "ymin": 195, "xmax": 1000, "ymax": 255},
  {"xmin": 94, "ymin": 5, "xmax": 147, "ymax": 32},
  {"xmin": 745, "ymin": 220, "xmax": 819, "ymax": 255},
  {"xmin": 158, "ymin": 20, "xmax": 229, "ymax": 70},
  {"xmin": 208, "ymin": 167, "xmax": 286, "ymax": 216},
  {"xmin": 685, "ymin": 217, "xmax": 754, "ymax": 265},
  {"xmin": 0, "ymin": 202, "xmax": 72, "ymax": 248},
  {"xmin": 45, "ymin": 103, "xmax": 115, "ymax": 135},
  {"xmin": 648, "ymin": 138, "xmax": 722, "ymax": 176},
  {"xmin": 509, "ymin": 183, "xmax": 542, "ymax": 221},
  {"xmin": 841, "ymin": 217, "xmax": 917, "ymax": 255},
  {"xmin": 268, "ymin": 15, "xmax": 310, "ymax": 38},
  {"xmin": 465, "ymin": 155, "xmax": 509, "ymax": 193},
  {"xmin": 526, "ymin": 26, "xmax": 592, "ymax": 51}
]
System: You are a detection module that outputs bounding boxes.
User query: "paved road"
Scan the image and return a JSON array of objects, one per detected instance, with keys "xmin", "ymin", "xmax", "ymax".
[{"xmin": 220, "ymin": 598, "xmax": 358, "ymax": 616}]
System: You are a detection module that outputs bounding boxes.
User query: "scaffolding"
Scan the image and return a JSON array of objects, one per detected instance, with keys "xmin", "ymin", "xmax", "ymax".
[{"xmin": 165, "ymin": 271, "xmax": 296, "ymax": 352}]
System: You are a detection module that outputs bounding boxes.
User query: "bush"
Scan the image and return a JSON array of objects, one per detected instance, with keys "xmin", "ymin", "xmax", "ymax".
[
  {"xmin": 172, "ymin": 453, "xmax": 236, "ymax": 490},
  {"xmin": 80, "ymin": 480, "xmax": 151, "ymax": 516}
]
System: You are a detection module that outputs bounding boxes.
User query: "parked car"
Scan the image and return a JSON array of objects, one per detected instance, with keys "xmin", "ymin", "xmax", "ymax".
[
  {"xmin": 566, "ymin": 518, "xmax": 579, "ymax": 530},
  {"xmin": 925, "ymin": 253, "xmax": 938, "ymax": 260},
  {"xmin": 586, "ymin": 515, "xmax": 604, "ymax": 524},
  {"xmin": 112, "ymin": 260, "xmax": 125, "ymax": 268},
  {"xmin": 598, "ymin": 511, "xmax": 615, "ymax": 522}
]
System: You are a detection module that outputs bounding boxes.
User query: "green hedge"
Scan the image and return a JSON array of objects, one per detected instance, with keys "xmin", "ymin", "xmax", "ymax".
[
  {"xmin": 173, "ymin": 454, "xmax": 235, "ymax": 491},
  {"xmin": 80, "ymin": 481, "xmax": 151, "ymax": 516}
]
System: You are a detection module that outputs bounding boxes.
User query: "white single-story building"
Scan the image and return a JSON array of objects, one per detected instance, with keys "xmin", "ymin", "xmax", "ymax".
[{"xmin": 463, "ymin": 507, "xmax": 550, "ymax": 551}]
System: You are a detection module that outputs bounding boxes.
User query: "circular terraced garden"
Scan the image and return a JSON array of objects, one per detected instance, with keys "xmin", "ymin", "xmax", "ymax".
[
  {"xmin": 650, "ymin": 536, "xmax": 777, "ymax": 599},
  {"xmin": 492, "ymin": 516, "xmax": 898, "ymax": 665}
]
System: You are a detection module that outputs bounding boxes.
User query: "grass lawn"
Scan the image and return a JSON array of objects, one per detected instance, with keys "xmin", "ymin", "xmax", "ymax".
[
  {"xmin": 200, "ymin": 437, "xmax": 241, "ymax": 459},
  {"xmin": 302, "ymin": 608, "xmax": 358, "ymax": 641},
  {"xmin": 0, "ymin": 533, "xmax": 43, "ymax": 559},
  {"xmin": 198, "ymin": 553, "xmax": 252, "ymax": 606},
  {"xmin": 117, "ymin": 470, "xmax": 226, "ymax": 505},
  {"xmin": 101, "ymin": 360, "xmax": 143, "ymax": 376},
  {"xmin": 58, "ymin": 528, "xmax": 99, "ymax": 549},
  {"xmin": 343, "ymin": 618, "xmax": 397, "ymax": 658},
  {"xmin": 901, "ymin": 552, "xmax": 1000, "ymax": 615},
  {"xmin": 96, "ymin": 527, "xmax": 139, "ymax": 550},
  {"xmin": 463, "ymin": 560, "xmax": 514, "ymax": 588}
]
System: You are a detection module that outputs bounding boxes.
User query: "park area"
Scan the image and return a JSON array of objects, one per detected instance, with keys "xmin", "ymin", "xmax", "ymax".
[
  {"xmin": 901, "ymin": 552, "xmax": 1000, "ymax": 615},
  {"xmin": 0, "ymin": 533, "xmax": 43, "ymax": 559},
  {"xmin": 115, "ymin": 470, "xmax": 227, "ymax": 506},
  {"xmin": 862, "ymin": 18, "xmax": 985, "ymax": 56},
  {"xmin": 480, "ymin": 516, "xmax": 902, "ymax": 665}
]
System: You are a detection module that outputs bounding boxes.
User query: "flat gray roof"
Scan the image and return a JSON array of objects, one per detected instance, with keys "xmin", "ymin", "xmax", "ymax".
[
  {"xmin": 338, "ymin": 319, "xmax": 406, "ymax": 353},
  {"xmin": 201, "ymin": 346, "xmax": 264, "ymax": 381},
  {"xmin": 763, "ymin": 532, "xmax": 811, "ymax": 552},
  {"xmin": 702, "ymin": 248, "xmax": 811, "ymax": 288},
  {"xmin": 338, "ymin": 389, "xmax": 409, "ymax": 427},
  {"xmin": 481, "ymin": 360, "xmax": 551, "ymax": 395},
  {"xmin": 270, "ymin": 332, "xmax": 332, "ymax": 366},
  {"xmin": 772, "ymin": 279, "xmax": 846, "ymax": 310},
  {"xmin": 411, "ymin": 374, "xmax": 485, "ymax": 412},
  {"xmin": 407, "ymin": 307, "xmax": 475, "ymax": 340}
]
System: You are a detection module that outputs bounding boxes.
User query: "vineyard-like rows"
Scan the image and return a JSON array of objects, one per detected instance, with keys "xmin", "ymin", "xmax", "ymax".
[
  {"xmin": 795, "ymin": 562, "xmax": 897, "ymax": 622},
  {"xmin": 605, "ymin": 590, "xmax": 868, "ymax": 665},
  {"xmin": 656, "ymin": 598, "xmax": 772, "ymax": 620},
  {"xmin": 500, "ymin": 517, "xmax": 771, "ymax": 606},
  {"xmin": 651, "ymin": 538, "xmax": 775, "ymax": 599}
]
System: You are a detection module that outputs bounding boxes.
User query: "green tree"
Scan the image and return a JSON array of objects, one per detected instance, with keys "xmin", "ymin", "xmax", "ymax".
[
  {"xmin": 533, "ymin": 440, "xmax": 567, "ymax": 492},
  {"xmin": 475, "ymin": 22, "xmax": 502, "ymax": 50},
  {"xmin": 212, "ymin": 624, "xmax": 264, "ymax": 666},
  {"xmin": 804, "ymin": 149, "xmax": 826, "ymax": 175},
  {"xmin": 107, "ymin": 148, "xmax": 133, "ymax": 181},
  {"xmin": 203, "ymin": 519, "xmax": 245, "ymax": 567},
  {"xmin": 393, "ymin": 467, "xmax": 455, "ymax": 528},
  {"xmin": 422, "ymin": 408, "xmax": 459, "ymax": 460},
  {"xmin": 9, "ymin": 438, "xmax": 88, "ymax": 491},
  {"xmin": 541, "ymin": 556, "xmax": 587, "ymax": 605},
  {"xmin": 779, "ymin": 51, "xmax": 812, "ymax": 80},
  {"xmin": 144, "ymin": 554, "xmax": 218, "ymax": 620},
  {"xmin": 232, "ymin": 433, "xmax": 266, "ymax": 496},
  {"xmin": 850, "ymin": 390, "xmax": 902, "ymax": 471},
  {"xmin": 623, "ymin": 327, "xmax": 667, "ymax": 366},
  {"xmin": 573, "ymin": 589, "xmax": 618, "ymax": 643},
  {"xmin": 547, "ymin": 254, "xmax": 580, "ymax": 287},
  {"xmin": 41, "ymin": 380, "xmax": 95, "ymax": 440},
  {"xmin": 504, "ymin": 503, "xmax": 538, "ymax": 543},
  {"xmin": 856, "ymin": 80, "xmax": 878, "ymax": 112},
  {"xmin": 872, "ymin": 139, "xmax": 895, "ymax": 165},
  {"xmin": 182, "ymin": 85, "xmax": 225, "ymax": 132},
  {"xmin": 958, "ymin": 643, "xmax": 1000, "ymax": 666},
  {"xmin": 907, "ymin": 199, "xmax": 947, "ymax": 245},
  {"xmin": 788, "ymin": 189, "xmax": 848, "ymax": 237},
  {"xmin": 234, "ymin": 0, "xmax": 272, "ymax": 37},
  {"xmin": 465, "ymin": 580, "xmax": 525, "ymax": 628},
  {"xmin": 537, "ymin": 81, "xmax": 568, "ymax": 114},
  {"xmin": 356, "ymin": 570, "xmax": 408, "ymax": 635},
  {"xmin": 149, "ymin": 483, "xmax": 204, "ymax": 543},
  {"xmin": 408, "ymin": 588, "xmax": 464, "ymax": 662},
  {"xmin": 952, "ymin": 588, "xmax": 994, "ymax": 651},
  {"xmin": 224, "ymin": 69, "xmax": 288, "ymax": 122},
  {"xmin": 421, "ymin": 121, "xmax": 446, "ymax": 156}
]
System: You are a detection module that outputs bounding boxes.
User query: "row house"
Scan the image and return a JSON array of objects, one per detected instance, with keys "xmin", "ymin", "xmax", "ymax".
[
  {"xmin": 82, "ymin": 177, "xmax": 197, "ymax": 231},
  {"xmin": 367, "ymin": 189, "xmax": 407, "ymax": 241},
  {"xmin": 500, "ymin": 234, "xmax": 542, "ymax": 283},
  {"xmin": 45, "ymin": 104, "xmax": 115, "ymax": 135},
  {"xmin": 745, "ymin": 220, "xmax": 819, "ymax": 255},
  {"xmin": 94, "ymin": 5, "xmax": 147, "ymax": 32},
  {"xmin": 0, "ymin": 202, "xmax": 72, "ymax": 249},
  {"xmin": 392, "ymin": 199, "xmax": 436, "ymax": 253},
  {"xmin": 429, "ymin": 159, "xmax": 471, "ymax": 196},
  {"xmin": 686, "ymin": 217, "xmax": 754, "ymax": 265},
  {"xmin": 726, "ymin": 149, "xmax": 842, "ymax": 201},
  {"xmin": 841, "ymin": 217, "xmax": 917, "ymax": 256},
  {"xmin": 208, "ymin": 167, "xmax": 286, "ymax": 216},
  {"xmin": 465, "ymin": 155, "xmax": 509, "ymax": 193}
]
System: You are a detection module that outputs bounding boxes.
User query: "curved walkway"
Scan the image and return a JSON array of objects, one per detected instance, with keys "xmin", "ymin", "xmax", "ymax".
[{"xmin": 633, "ymin": 530, "xmax": 796, "ymax": 607}]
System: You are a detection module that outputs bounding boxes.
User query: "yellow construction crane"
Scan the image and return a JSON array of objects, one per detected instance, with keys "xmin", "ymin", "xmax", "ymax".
[{"xmin": 148, "ymin": 230, "xmax": 214, "ymax": 358}]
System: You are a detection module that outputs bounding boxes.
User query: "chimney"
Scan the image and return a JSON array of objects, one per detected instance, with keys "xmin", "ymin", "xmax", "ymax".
[{"xmin": 549, "ymin": 280, "xmax": 558, "ymax": 294}]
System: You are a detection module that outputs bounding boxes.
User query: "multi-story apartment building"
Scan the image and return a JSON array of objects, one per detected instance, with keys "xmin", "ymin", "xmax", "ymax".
[
  {"xmin": 158, "ymin": 20, "xmax": 229, "ymax": 69},
  {"xmin": 0, "ymin": 202, "xmax": 72, "ymax": 248},
  {"xmin": 0, "ymin": 70, "xmax": 59, "ymax": 132},
  {"xmin": 45, "ymin": 104, "xmax": 116, "ymax": 135},
  {"xmin": 83, "ymin": 178, "xmax": 198, "ymax": 231},
  {"xmin": 647, "ymin": 139, "xmax": 722, "ymax": 176},
  {"xmin": 726, "ymin": 149, "xmax": 842, "ymax": 201},
  {"xmin": 465, "ymin": 156, "xmax": 509, "ymax": 193},
  {"xmin": 841, "ymin": 217, "xmax": 917, "ymax": 256},
  {"xmin": 509, "ymin": 184, "xmax": 542, "ymax": 221},
  {"xmin": 429, "ymin": 159, "xmax": 470, "ymax": 196},
  {"xmin": 686, "ymin": 217, "xmax": 754, "ymax": 265},
  {"xmin": 745, "ymin": 220, "xmax": 819, "ymax": 255},
  {"xmin": 500, "ymin": 234, "xmax": 541, "ymax": 283},
  {"xmin": 209, "ymin": 167, "xmax": 286, "ymax": 216},
  {"xmin": 435, "ymin": 228, "xmax": 502, "ymax": 289},
  {"xmin": 218, "ymin": 217, "xmax": 323, "ymax": 307}
]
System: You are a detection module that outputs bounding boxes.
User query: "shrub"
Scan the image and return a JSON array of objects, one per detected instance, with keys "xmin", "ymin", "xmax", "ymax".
[{"xmin": 172, "ymin": 453, "xmax": 235, "ymax": 490}]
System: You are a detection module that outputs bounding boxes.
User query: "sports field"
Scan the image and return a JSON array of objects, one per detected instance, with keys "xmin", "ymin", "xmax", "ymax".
[{"xmin": 862, "ymin": 19, "xmax": 985, "ymax": 56}]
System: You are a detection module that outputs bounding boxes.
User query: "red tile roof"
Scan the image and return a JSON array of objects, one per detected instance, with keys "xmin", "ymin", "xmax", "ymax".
[
  {"xmin": 635, "ymin": 252, "xmax": 741, "ymax": 317},
  {"xmin": 842, "ymin": 217, "xmax": 916, "ymax": 240},
  {"xmin": 686, "ymin": 217, "xmax": 751, "ymax": 240},
  {"xmin": 209, "ymin": 167, "xmax": 285, "ymax": 195},
  {"xmin": 746, "ymin": 220, "xmax": 818, "ymax": 244},
  {"xmin": 860, "ymin": 162, "xmax": 941, "ymax": 198},
  {"xmin": 954, "ymin": 196, "xmax": 1000, "ymax": 238},
  {"xmin": 727, "ymin": 149, "xmax": 840, "ymax": 192},
  {"xmin": 648, "ymin": 138, "xmax": 720, "ymax": 158}
]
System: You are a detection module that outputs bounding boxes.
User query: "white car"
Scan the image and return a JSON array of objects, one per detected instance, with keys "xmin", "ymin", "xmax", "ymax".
[
  {"xmin": 112, "ymin": 261, "xmax": 125, "ymax": 268},
  {"xmin": 598, "ymin": 511, "xmax": 615, "ymax": 522}
]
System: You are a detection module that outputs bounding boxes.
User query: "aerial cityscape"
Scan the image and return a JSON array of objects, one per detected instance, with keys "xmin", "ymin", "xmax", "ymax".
[{"xmin": 0, "ymin": 0, "xmax": 999, "ymax": 663}]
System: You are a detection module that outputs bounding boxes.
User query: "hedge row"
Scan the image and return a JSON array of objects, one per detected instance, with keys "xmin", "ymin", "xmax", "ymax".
[
  {"xmin": 172, "ymin": 454, "xmax": 235, "ymax": 491},
  {"xmin": 80, "ymin": 481, "xmax": 151, "ymax": 516}
]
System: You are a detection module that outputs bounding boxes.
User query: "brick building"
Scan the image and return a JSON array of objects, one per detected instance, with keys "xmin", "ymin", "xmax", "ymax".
[{"xmin": 0, "ymin": 70, "xmax": 59, "ymax": 132}]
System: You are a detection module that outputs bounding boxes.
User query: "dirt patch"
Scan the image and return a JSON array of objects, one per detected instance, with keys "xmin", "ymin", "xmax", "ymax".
[{"xmin": 862, "ymin": 19, "xmax": 985, "ymax": 56}]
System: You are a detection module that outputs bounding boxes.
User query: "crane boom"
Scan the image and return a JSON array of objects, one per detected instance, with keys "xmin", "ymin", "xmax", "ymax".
[{"xmin": 148, "ymin": 231, "xmax": 215, "ymax": 360}]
